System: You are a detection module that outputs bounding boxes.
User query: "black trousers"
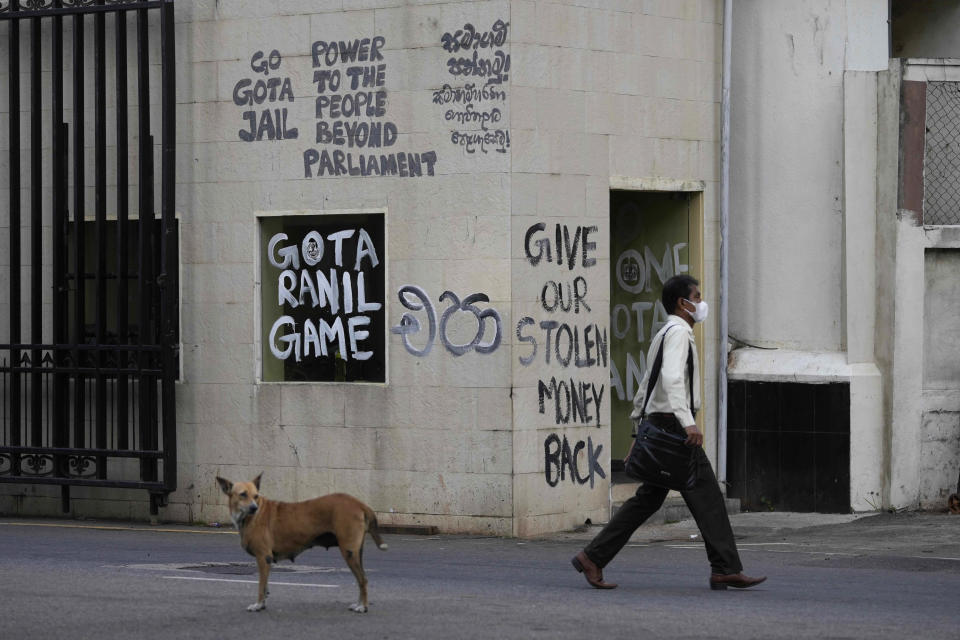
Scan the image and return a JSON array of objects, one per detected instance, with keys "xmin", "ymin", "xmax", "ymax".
[{"xmin": 584, "ymin": 415, "xmax": 743, "ymax": 575}]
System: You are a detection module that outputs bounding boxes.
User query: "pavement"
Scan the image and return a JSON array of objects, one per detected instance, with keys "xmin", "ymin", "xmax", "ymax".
[{"xmin": 1, "ymin": 510, "xmax": 958, "ymax": 639}]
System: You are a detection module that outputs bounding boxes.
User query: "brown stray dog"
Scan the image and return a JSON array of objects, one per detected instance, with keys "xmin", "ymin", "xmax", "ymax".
[{"xmin": 216, "ymin": 473, "xmax": 388, "ymax": 613}]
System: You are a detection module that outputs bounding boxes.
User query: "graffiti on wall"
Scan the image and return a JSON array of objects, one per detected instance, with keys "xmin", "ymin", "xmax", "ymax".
[
  {"xmin": 515, "ymin": 222, "xmax": 608, "ymax": 487},
  {"xmin": 391, "ymin": 286, "xmax": 503, "ymax": 357},
  {"xmin": 305, "ymin": 37, "xmax": 438, "ymax": 178},
  {"xmin": 233, "ymin": 50, "xmax": 299, "ymax": 142},
  {"xmin": 228, "ymin": 18, "xmax": 517, "ymax": 173},
  {"xmin": 266, "ymin": 226, "xmax": 383, "ymax": 364},
  {"xmin": 230, "ymin": 37, "xmax": 439, "ymax": 177},
  {"xmin": 609, "ymin": 242, "xmax": 688, "ymax": 403},
  {"xmin": 543, "ymin": 434, "xmax": 606, "ymax": 489},
  {"xmin": 518, "ymin": 223, "xmax": 607, "ymax": 425},
  {"xmin": 435, "ymin": 20, "xmax": 510, "ymax": 155}
]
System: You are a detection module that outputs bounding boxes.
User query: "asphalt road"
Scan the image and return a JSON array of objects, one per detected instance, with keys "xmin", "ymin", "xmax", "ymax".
[{"xmin": 1, "ymin": 517, "xmax": 958, "ymax": 640}]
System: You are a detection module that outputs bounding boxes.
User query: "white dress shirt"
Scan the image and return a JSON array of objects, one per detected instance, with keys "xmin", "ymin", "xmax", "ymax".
[{"xmin": 629, "ymin": 314, "xmax": 701, "ymax": 427}]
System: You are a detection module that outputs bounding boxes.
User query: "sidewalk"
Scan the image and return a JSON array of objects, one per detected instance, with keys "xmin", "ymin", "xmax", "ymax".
[
  {"xmin": 1, "ymin": 510, "xmax": 957, "ymax": 560},
  {"xmin": 548, "ymin": 510, "xmax": 960, "ymax": 560}
]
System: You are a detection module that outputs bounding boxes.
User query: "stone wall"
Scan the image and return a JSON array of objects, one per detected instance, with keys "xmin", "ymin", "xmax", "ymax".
[{"xmin": 0, "ymin": 0, "xmax": 723, "ymax": 535}]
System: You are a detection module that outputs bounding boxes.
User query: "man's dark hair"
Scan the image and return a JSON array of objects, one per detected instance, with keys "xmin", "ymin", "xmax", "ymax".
[{"xmin": 661, "ymin": 275, "xmax": 699, "ymax": 315}]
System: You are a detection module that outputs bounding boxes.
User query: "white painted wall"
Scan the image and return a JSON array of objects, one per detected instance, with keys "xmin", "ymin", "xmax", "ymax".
[
  {"xmin": 729, "ymin": 1, "xmax": 889, "ymax": 512},
  {"xmin": 725, "ymin": 4, "xmax": 959, "ymax": 514},
  {"xmin": 510, "ymin": 0, "xmax": 722, "ymax": 536},
  {"xmin": 730, "ymin": 0, "xmax": 845, "ymax": 351},
  {"xmin": 881, "ymin": 60, "xmax": 960, "ymax": 510},
  {"xmin": 843, "ymin": 70, "xmax": 885, "ymax": 511},
  {"xmin": 730, "ymin": 0, "xmax": 886, "ymax": 351},
  {"xmin": 924, "ymin": 250, "xmax": 960, "ymax": 389},
  {"xmin": 920, "ymin": 249, "xmax": 960, "ymax": 507}
]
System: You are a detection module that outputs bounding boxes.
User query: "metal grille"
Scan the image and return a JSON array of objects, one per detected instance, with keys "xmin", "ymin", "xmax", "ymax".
[
  {"xmin": 1, "ymin": 0, "xmax": 178, "ymax": 514},
  {"xmin": 924, "ymin": 82, "xmax": 960, "ymax": 225}
]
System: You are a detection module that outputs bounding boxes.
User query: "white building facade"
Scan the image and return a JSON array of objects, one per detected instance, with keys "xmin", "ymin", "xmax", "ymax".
[
  {"xmin": 727, "ymin": 0, "xmax": 960, "ymax": 513},
  {"xmin": 1, "ymin": 0, "xmax": 957, "ymax": 534},
  {"xmin": 0, "ymin": 0, "xmax": 724, "ymax": 536}
]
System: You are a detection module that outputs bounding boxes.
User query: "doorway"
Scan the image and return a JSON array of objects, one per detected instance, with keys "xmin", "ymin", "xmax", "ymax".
[{"xmin": 609, "ymin": 190, "xmax": 703, "ymax": 464}]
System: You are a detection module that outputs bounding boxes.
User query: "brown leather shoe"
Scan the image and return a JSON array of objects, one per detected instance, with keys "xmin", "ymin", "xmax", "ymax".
[
  {"xmin": 709, "ymin": 572, "xmax": 767, "ymax": 590},
  {"xmin": 571, "ymin": 551, "xmax": 618, "ymax": 589}
]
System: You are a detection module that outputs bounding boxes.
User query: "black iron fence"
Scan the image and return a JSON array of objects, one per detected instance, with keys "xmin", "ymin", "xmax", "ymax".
[{"xmin": 0, "ymin": 0, "xmax": 178, "ymax": 514}]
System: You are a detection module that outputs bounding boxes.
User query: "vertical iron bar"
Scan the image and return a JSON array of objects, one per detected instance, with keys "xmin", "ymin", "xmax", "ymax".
[
  {"xmin": 108, "ymin": 369, "xmax": 113, "ymax": 449},
  {"xmin": 159, "ymin": 0, "xmax": 177, "ymax": 493},
  {"xmin": 2, "ymin": 359, "xmax": 6, "ymax": 454},
  {"xmin": 51, "ymin": 1, "xmax": 68, "ymax": 481},
  {"xmin": 29, "ymin": 9, "xmax": 42, "ymax": 448},
  {"xmin": 115, "ymin": 7, "xmax": 129, "ymax": 451},
  {"xmin": 0, "ymin": 0, "xmax": 176, "ymax": 504},
  {"xmin": 44, "ymin": 359, "xmax": 49, "ymax": 447},
  {"xmin": 94, "ymin": 0, "xmax": 107, "ymax": 479},
  {"xmin": 72, "ymin": 8, "xmax": 86, "ymax": 453},
  {"xmin": 8, "ymin": 0, "xmax": 23, "ymax": 475},
  {"xmin": 136, "ymin": 6, "xmax": 156, "ymax": 482}
]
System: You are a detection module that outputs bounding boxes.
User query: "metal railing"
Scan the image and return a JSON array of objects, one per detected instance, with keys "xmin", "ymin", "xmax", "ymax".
[{"xmin": 0, "ymin": 0, "xmax": 178, "ymax": 514}]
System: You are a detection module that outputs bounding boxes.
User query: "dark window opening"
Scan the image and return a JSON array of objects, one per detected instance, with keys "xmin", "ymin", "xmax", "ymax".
[{"xmin": 260, "ymin": 213, "xmax": 386, "ymax": 384}]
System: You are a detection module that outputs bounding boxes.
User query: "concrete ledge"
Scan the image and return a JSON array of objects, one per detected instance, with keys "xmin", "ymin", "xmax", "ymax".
[
  {"xmin": 609, "ymin": 175, "xmax": 706, "ymax": 192},
  {"xmin": 611, "ymin": 492, "xmax": 741, "ymax": 525},
  {"xmin": 922, "ymin": 389, "xmax": 960, "ymax": 412},
  {"xmin": 903, "ymin": 58, "xmax": 960, "ymax": 82},
  {"xmin": 924, "ymin": 225, "xmax": 960, "ymax": 248},
  {"xmin": 728, "ymin": 348, "xmax": 851, "ymax": 382},
  {"xmin": 376, "ymin": 523, "xmax": 440, "ymax": 536}
]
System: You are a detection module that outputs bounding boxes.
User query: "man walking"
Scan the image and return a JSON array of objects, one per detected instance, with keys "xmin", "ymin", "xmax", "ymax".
[{"xmin": 572, "ymin": 275, "xmax": 766, "ymax": 591}]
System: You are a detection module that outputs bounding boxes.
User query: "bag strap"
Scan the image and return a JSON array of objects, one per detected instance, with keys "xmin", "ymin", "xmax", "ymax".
[{"xmin": 641, "ymin": 325, "xmax": 694, "ymax": 419}]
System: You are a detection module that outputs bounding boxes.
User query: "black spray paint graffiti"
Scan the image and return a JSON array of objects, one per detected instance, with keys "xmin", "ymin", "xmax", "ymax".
[
  {"xmin": 520, "ymin": 222, "xmax": 608, "ymax": 486},
  {"xmin": 524, "ymin": 222, "xmax": 598, "ymax": 270},
  {"xmin": 544, "ymin": 434, "xmax": 606, "ymax": 488},
  {"xmin": 516, "ymin": 319, "xmax": 608, "ymax": 370},
  {"xmin": 442, "ymin": 20, "xmax": 510, "ymax": 83},
  {"xmin": 538, "ymin": 377, "xmax": 605, "ymax": 426},
  {"xmin": 391, "ymin": 285, "xmax": 502, "ymax": 357},
  {"xmin": 517, "ymin": 223, "xmax": 607, "ymax": 427},
  {"xmin": 450, "ymin": 130, "xmax": 510, "ymax": 155},
  {"xmin": 233, "ymin": 50, "xmax": 299, "ymax": 142},
  {"xmin": 432, "ymin": 83, "xmax": 507, "ymax": 105},
  {"xmin": 437, "ymin": 19, "xmax": 510, "ymax": 155},
  {"xmin": 303, "ymin": 37, "xmax": 438, "ymax": 178},
  {"xmin": 440, "ymin": 20, "xmax": 509, "ymax": 54}
]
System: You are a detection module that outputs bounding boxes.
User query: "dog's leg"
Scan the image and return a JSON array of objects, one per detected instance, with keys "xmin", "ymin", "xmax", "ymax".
[
  {"xmin": 248, "ymin": 555, "xmax": 271, "ymax": 612},
  {"xmin": 341, "ymin": 545, "xmax": 368, "ymax": 613},
  {"xmin": 365, "ymin": 512, "xmax": 389, "ymax": 551}
]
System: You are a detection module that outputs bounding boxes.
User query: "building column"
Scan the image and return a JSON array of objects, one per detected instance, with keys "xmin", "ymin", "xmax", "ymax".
[{"xmin": 842, "ymin": 71, "xmax": 885, "ymax": 511}]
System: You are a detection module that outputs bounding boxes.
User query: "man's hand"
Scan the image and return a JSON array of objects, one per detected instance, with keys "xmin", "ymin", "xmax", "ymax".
[{"xmin": 684, "ymin": 425, "xmax": 703, "ymax": 447}]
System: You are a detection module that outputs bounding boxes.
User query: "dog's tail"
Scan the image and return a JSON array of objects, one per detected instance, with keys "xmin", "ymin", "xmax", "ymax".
[{"xmin": 365, "ymin": 507, "xmax": 389, "ymax": 551}]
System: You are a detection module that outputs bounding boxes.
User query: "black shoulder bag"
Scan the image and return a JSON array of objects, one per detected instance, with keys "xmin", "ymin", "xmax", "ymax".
[{"xmin": 623, "ymin": 327, "xmax": 698, "ymax": 491}]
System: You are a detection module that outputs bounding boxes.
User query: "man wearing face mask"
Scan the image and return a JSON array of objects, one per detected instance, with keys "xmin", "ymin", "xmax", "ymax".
[{"xmin": 571, "ymin": 275, "xmax": 767, "ymax": 591}]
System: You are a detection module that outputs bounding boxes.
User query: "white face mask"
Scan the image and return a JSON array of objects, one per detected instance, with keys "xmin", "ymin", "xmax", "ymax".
[{"xmin": 682, "ymin": 298, "xmax": 709, "ymax": 323}]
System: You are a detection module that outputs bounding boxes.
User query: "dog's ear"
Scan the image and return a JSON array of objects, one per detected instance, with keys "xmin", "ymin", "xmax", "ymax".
[
  {"xmin": 216, "ymin": 476, "xmax": 233, "ymax": 496},
  {"xmin": 252, "ymin": 472, "xmax": 262, "ymax": 490}
]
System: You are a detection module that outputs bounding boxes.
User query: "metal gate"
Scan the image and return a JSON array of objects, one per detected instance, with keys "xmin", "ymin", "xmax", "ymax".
[{"xmin": 0, "ymin": 0, "xmax": 177, "ymax": 514}]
